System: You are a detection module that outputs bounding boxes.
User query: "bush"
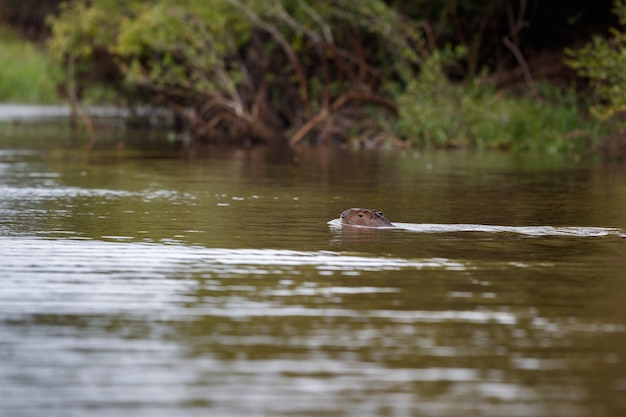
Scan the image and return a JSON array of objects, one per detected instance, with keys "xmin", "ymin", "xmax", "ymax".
[
  {"xmin": 566, "ymin": 0, "xmax": 626, "ymax": 122},
  {"xmin": 395, "ymin": 53, "xmax": 602, "ymax": 153},
  {"xmin": 0, "ymin": 27, "xmax": 59, "ymax": 103},
  {"xmin": 46, "ymin": 0, "xmax": 425, "ymax": 145}
]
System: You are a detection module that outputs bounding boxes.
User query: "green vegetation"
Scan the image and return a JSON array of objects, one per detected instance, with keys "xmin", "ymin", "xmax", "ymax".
[
  {"xmin": 47, "ymin": 0, "xmax": 421, "ymax": 145},
  {"xmin": 397, "ymin": 53, "xmax": 604, "ymax": 152},
  {"xmin": 2, "ymin": 0, "xmax": 624, "ymax": 154},
  {"xmin": 0, "ymin": 26, "xmax": 60, "ymax": 103},
  {"xmin": 566, "ymin": 0, "xmax": 626, "ymax": 123}
]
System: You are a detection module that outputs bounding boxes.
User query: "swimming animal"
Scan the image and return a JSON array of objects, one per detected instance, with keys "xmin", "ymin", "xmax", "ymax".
[{"xmin": 340, "ymin": 208, "xmax": 395, "ymax": 228}]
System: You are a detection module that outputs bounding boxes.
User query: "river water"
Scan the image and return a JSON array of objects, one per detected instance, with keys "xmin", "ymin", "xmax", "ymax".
[{"xmin": 1, "ymin": 121, "xmax": 626, "ymax": 417}]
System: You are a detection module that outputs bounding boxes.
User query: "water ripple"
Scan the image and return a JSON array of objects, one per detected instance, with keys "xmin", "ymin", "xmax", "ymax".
[
  {"xmin": 328, "ymin": 219, "xmax": 626, "ymax": 237},
  {"xmin": 0, "ymin": 237, "xmax": 489, "ymax": 320},
  {"xmin": 0, "ymin": 237, "xmax": 468, "ymax": 275}
]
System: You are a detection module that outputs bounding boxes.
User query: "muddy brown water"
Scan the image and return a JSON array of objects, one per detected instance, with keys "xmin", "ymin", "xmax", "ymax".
[{"xmin": 1, "ymin": 121, "xmax": 626, "ymax": 417}]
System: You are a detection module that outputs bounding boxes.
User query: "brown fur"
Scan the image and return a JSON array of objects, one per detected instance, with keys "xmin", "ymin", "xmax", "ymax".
[{"xmin": 340, "ymin": 208, "xmax": 394, "ymax": 228}]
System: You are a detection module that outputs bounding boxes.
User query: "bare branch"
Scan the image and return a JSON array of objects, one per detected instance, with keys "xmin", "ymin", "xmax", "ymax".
[
  {"xmin": 299, "ymin": 0, "xmax": 334, "ymax": 45},
  {"xmin": 289, "ymin": 91, "xmax": 396, "ymax": 146},
  {"xmin": 228, "ymin": 0, "xmax": 310, "ymax": 106},
  {"xmin": 270, "ymin": 0, "xmax": 322, "ymax": 44},
  {"xmin": 502, "ymin": 35, "xmax": 537, "ymax": 98}
]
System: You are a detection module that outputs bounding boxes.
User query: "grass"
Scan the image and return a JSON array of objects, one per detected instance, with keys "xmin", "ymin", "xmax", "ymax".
[
  {"xmin": 0, "ymin": 26, "xmax": 60, "ymax": 104},
  {"xmin": 393, "ymin": 58, "xmax": 606, "ymax": 154}
]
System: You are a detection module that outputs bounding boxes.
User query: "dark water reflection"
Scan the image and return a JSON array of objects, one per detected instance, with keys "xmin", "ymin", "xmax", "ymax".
[{"xmin": 1, "ymin": 126, "xmax": 626, "ymax": 417}]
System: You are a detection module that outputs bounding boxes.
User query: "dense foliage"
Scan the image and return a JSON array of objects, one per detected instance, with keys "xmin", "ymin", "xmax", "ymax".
[
  {"xmin": 0, "ymin": 27, "xmax": 59, "ymax": 103},
  {"xmin": 47, "ymin": 0, "xmax": 429, "ymax": 144},
  {"xmin": 397, "ymin": 53, "xmax": 599, "ymax": 153},
  {"xmin": 567, "ymin": 0, "xmax": 626, "ymax": 122},
  {"xmin": 0, "ymin": 0, "xmax": 614, "ymax": 153}
]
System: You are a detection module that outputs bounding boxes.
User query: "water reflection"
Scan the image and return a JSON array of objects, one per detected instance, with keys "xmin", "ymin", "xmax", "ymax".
[
  {"xmin": 1, "ymin": 137, "xmax": 626, "ymax": 416},
  {"xmin": 1, "ymin": 236, "xmax": 625, "ymax": 416}
]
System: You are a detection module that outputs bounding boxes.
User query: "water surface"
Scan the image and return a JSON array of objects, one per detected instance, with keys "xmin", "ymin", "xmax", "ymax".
[{"xmin": 1, "ymin": 123, "xmax": 626, "ymax": 417}]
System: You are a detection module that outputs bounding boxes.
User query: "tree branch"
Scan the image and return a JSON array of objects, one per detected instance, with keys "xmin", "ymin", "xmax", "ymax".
[
  {"xmin": 228, "ymin": 0, "xmax": 310, "ymax": 106},
  {"xmin": 288, "ymin": 91, "xmax": 396, "ymax": 146},
  {"xmin": 502, "ymin": 35, "xmax": 537, "ymax": 98}
]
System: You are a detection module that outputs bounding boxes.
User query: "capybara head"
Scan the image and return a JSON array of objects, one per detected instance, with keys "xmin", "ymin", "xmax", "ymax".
[{"xmin": 340, "ymin": 208, "xmax": 394, "ymax": 228}]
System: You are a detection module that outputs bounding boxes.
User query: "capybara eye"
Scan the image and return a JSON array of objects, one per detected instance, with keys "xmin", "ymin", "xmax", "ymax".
[{"xmin": 358, "ymin": 214, "xmax": 364, "ymax": 217}]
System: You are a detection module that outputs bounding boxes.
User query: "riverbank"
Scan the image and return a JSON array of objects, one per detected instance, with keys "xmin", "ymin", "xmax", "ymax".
[
  {"xmin": 0, "ymin": 25, "xmax": 615, "ymax": 156},
  {"xmin": 0, "ymin": 26, "xmax": 59, "ymax": 104},
  {"xmin": 0, "ymin": 104, "xmax": 135, "ymax": 121}
]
